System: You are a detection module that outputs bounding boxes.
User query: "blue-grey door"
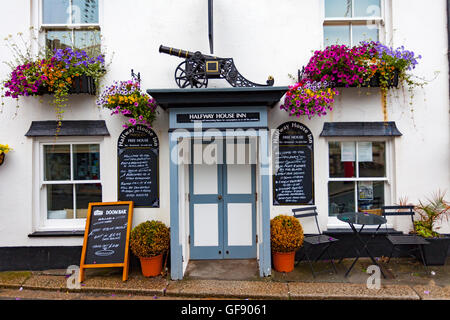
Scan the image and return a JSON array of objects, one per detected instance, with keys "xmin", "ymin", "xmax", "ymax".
[{"xmin": 189, "ymin": 139, "xmax": 257, "ymax": 259}]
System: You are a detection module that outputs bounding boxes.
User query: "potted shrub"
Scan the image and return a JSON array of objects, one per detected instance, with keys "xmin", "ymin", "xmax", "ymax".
[
  {"xmin": 270, "ymin": 215, "xmax": 304, "ymax": 272},
  {"xmin": 96, "ymin": 75, "xmax": 158, "ymax": 128},
  {"xmin": 129, "ymin": 220, "xmax": 170, "ymax": 277},
  {"xmin": 0, "ymin": 144, "xmax": 12, "ymax": 166},
  {"xmin": 413, "ymin": 191, "xmax": 450, "ymax": 265}
]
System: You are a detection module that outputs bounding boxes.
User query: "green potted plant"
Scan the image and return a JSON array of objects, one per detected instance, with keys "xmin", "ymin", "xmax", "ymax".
[
  {"xmin": 270, "ymin": 215, "xmax": 304, "ymax": 272},
  {"xmin": 0, "ymin": 144, "xmax": 12, "ymax": 166},
  {"xmin": 129, "ymin": 220, "xmax": 170, "ymax": 277},
  {"xmin": 413, "ymin": 191, "xmax": 450, "ymax": 265}
]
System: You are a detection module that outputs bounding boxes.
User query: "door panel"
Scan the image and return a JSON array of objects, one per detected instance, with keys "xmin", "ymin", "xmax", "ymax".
[
  {"xmin": 189, "ymin": 140, "xmax": 223, "ymax": 259},
  {"xmin": 223, "ymin": 162, "xmax": 256, "ymax": 259},
  {"xmin": 189, "ymin": 139, "xmax": 256, "ymax": 260},
  {"xmin": 193, "ymin": 164, "xmax": 218, "ymax": 195},
  {"xmin": 193, "ymin": 203, "xmax": 219, "ymax": 246},
  {"xmin": 227, "ymin": 164, "xmax": 252, "ymax": 194},
  {"xmin": 227, "ymin": 203, "xmax": 253, "ymax": 246}
]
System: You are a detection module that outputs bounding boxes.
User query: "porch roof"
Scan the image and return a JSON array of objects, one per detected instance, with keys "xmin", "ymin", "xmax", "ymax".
[{"xmin": 147, "ymin": 86, "xmax": 288, "ymax": 110}]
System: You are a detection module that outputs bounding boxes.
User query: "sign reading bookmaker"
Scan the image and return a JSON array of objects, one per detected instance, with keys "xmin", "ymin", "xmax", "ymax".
[
  {"xmin": 118, "ymin": 125, "xmax": 159, "ymax": 207},
  {"xmin": 273, "ymin": 121, "xmax": 314, "ymax": 205},
  {"xmin": 79, "ymin": 201, "xmax": 133, "ymax": 282}
]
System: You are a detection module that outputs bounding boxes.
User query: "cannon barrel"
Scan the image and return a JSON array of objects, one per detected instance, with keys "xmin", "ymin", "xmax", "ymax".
[{"xmin": 159, "ymin": 45, "xmax": 215, "ymax": 60}]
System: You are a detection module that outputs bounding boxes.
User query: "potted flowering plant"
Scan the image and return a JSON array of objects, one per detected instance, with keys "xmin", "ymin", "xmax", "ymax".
[
  {"xmin": 270, "ymin": 215, "xmax": 304, "ymax": 272},
  {"xmin": 129, "ymin": 220, "xmax": 170, "ymax": 277},
  {"xmin": 1, "ymin": 31, "xmax": 107, "ymax": 130},
  {"xmin": 96, "ymin": 77, "xmax": 158, "ymax": 128},
  {"xmin": 304, "ymin": 44, "xmax": 373, "ymax": 87},
  {"xmin": 0, "ymin": 144, "xmax": 12, "ymax": 166},
  {"xmin": 3, "ymin": 48, "xmax": 106, "ymax": 123},
  {"xmin": 413, "ymin": 191, "xmax": 450, "ymax": 265},
  {"xmin": 280, "ymin": 80, "xmax": 339, "ymax": 119},
  {"xmin": 286, "ymin": 41, "xmax": 423, "ymax": 120}
]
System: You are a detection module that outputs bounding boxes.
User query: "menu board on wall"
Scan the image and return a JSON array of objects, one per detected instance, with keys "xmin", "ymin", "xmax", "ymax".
[
  {"xmin": 118, "ymin": 125, "xmax": 159, "ymax": 207},
  {"xmin": 273, "ymin": 121, "xmax": 314, "ymax": 205},
  {"xmin": 79, "ymin": 201, "xmax": 133, "ymax": 282}
]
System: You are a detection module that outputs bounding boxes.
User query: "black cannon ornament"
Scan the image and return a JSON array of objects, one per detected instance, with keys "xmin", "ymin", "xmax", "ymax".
[{"xmin": 159, "ymin": 45, "xmax": 274, "ymax": 89}]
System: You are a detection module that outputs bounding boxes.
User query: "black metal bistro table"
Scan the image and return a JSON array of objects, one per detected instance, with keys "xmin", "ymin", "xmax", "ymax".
[{"xmin": 337, "ymin": 212, "xmax": 387, "ymax": 278}]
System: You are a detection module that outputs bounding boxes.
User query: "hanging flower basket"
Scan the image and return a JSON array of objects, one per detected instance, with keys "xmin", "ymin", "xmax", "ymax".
[
  {"xmin": 0, "ymin": 144, "xmax": 12, "ymax": 166},
  {"xmin": 97, "ymin": 77, "xmax": 158, "ymax": 128}
]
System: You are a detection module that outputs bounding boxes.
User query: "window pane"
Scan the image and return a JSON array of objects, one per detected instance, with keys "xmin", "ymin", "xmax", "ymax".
[
  {"xmin": 75, "ymin": 183, "xmax": 102, "ymax": 218},
  {"xmin": 43, "ymin": 0, "xmax": 70, "ymax": 24},
  {"xmin": 354, "ymin": 0, "xmax": 381, "ymax": 18},
  {"xmin": 47, "ymin": 184, "xmax": 73, "ymax": 219},
  {"xmin": 44, "ymin": 145, "xmax": 71, "ymax": 181},
  {"xmin": 46, "ymin": 30, "xmax": 73, "ymax": 52},
  {"xmin": 358, "ymin": 141, "xmax": 385, "ymax": 177},
  {"xmin": 329, "ymin": 142, "xmax": 356, "ymax": 178},
  {"xmin": 325, "ymin": 0, "xmax": 352, "ymax": 18},
  {"xmin": 324, "ymin": 25, "xmax": 350, "ymax": 47},
  {"xmin": 73, "ymin": 144, "xmax": 100, "ymax": 180},
  {"xmin": 352, "ymin": 24, "xmax": 379, "ymax": 45},
  {"xmin": 72, "ymin": 0, "xmax": 99, "ymax": 24},
  {"xmin": 357, "ymin": 181, "xmax": 385, "ymax": 213},
  {"xmin": 329, "ymin": 181, "xmax": 355, "ymax": 216},
  {"xmin": 74, "ymin": 30, "xmax": 101, "ymax": 57}
]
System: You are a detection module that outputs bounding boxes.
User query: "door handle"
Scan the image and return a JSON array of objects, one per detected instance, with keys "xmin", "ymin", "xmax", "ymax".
[{"xmin": 218, "ymin": 195, "xmax": 223, "ymax": 200}]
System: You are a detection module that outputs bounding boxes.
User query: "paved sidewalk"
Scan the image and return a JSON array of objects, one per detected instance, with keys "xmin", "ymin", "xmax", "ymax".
[{"xmin": 0, "ymin": 266, "xmax": 449, "ymax": 300}]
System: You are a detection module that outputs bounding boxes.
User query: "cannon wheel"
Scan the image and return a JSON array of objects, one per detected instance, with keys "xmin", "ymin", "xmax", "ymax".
[{"xmin": 175, "ymin": 60, "xmax": 208, "ymax": 88}]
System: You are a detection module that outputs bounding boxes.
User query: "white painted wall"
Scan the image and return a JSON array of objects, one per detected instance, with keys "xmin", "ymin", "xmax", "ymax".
[{"xmin": 0, "ymin": 0, "xmax": 448, "ymax": 248}]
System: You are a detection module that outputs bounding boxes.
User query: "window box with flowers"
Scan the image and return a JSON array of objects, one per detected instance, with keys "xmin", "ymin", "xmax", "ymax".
[
  {"xmin": 1, "ymin": 37, "xmax": 107, "ymax": 129},
  {"xmin": 96, "ymin": 77, "xmax": 158, "ymax": 129},
  {"xmin": 282, "ymin": 41, "xmax": 423, "ymax": 120}
]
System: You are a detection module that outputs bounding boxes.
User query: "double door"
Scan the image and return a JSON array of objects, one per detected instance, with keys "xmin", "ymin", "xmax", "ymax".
[{"xmin": 189, "ymin": 140, "xmax": 256, "ymax": 259}]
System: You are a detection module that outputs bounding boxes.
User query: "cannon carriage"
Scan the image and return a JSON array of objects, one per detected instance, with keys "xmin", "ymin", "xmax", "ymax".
[{"xmin": 159, "ymin": 45, "xmax": 274, "ymax": 89}]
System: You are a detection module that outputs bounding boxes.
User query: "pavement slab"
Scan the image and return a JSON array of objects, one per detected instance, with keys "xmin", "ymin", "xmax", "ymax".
[
  {"xmin": 0, "ymin": 271, "xmax": 32, "ymax": 288},
  {"xmin": 288, "ymin": 282, "xmax": 420, "ymax": 300},
  {"xmin": 79, "ymin": 273, "xmax": 168, "ymax": 295},
  {"xmin": 166, "ymin": 279, "xmax": 290, "ymax": 299},
  {"xmin": 21, "ymin": 274, "xmax": 67, "ymax": 291},
  {"xmin": 413, "ymin": 281, "xmax": 450, "ymax": 300}
]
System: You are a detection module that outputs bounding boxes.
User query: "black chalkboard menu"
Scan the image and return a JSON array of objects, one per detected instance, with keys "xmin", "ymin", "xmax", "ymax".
[
  {"xmin": 118, "ymin": 125, "xmax": 159, "ymax": 207},
  {"xmin": 273, "ymin": 121, "xmax": 314, "ymax": 205},
  {"xmin": 79, "ymin": 201, "xmax": 133, "ymax": 282}
]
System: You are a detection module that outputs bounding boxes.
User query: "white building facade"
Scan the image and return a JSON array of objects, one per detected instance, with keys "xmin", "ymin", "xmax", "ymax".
[{"xmin": 0, "ymin": 0, "xmax": 449, "ymax": 280}]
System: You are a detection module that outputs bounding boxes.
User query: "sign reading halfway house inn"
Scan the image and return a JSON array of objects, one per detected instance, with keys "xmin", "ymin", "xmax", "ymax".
[
  {"xmin": 273, "ymin": 121, "xmax": 314, "ymax": 205},
  {"xmin": 117, "ymin": 125, "xmax": 159, "ymax": 207},
  {"xmin": 176, "ymin": 112, "xmax": 260, "ymax": 123}
]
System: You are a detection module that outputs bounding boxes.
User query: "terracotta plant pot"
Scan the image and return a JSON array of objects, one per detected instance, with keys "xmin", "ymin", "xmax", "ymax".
[
  {"xmin": 0, "ymin": 153, "xmax": 4, "ymax": 166},
  {"xmin": 272, "ymin": 251, "xmax": 295, "ymax": 272},
  {"xmin": 139, "ymin": 254, "xmax": 163, "ymax": 277}
]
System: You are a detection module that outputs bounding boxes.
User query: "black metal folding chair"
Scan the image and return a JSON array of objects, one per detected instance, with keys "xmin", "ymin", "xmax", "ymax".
[
  {"xmin": 381, "ymin": 205, "xmax": 429, "ymax": 270},
  {"xmin": 293, "ymin": 206, "xmax": 339, "ymax": 277}
]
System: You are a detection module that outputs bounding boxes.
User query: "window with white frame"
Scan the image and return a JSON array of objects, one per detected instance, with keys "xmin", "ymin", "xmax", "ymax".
[
  {"xmin": 328, "ymin": 140, "xmax": 389, "ymax": 217},
  {"xmin": 323, "ymin": 0, "xmax": 384, "ymax": 47},
  {"xmin": 40, "ymin": 0, "xmax": 100, "ymax": 57},
  {"xmin": 40, "ymin": 142, "xmax": 102, "ymax": 227}
]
